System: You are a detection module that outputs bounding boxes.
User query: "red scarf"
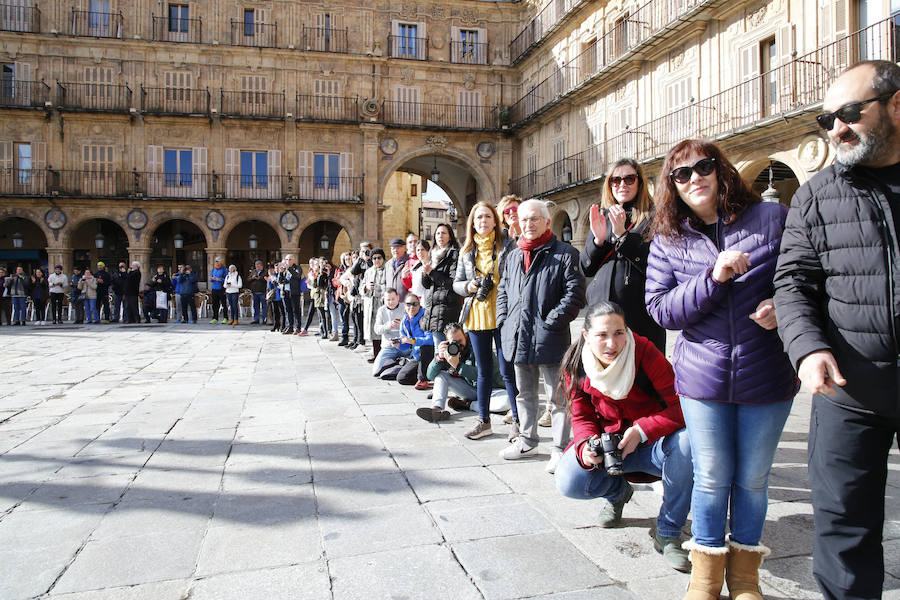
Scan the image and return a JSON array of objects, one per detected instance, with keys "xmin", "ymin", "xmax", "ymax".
[{"xmin": 517, "ymin": 229, "xmax": 553, "ymax": 272}]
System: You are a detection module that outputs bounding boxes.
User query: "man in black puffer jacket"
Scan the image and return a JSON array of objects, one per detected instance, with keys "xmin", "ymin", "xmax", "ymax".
[
  {"xmin": 497, "ymin": 199, "xmax": 586, "ymax": 470},
  {"xmin": 774, "ymin": 60, "xmax": 900, "ymax": 600}
]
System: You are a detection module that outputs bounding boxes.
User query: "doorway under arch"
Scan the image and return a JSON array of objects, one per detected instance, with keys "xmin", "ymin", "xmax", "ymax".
[
  {"xmin": 298, "ymin": 220, "xmax": 349, "ymax": 264},
  {"xmin": 150, "ymin": 219, "xmax": 208, "ymax": 281},
  {"xmin": 70, "ymin": 218, "xmax": 129, "ymax": 271},
  {"xmin": 226, "ymin": 220, "xmax": 282, "ymax": 274},
  {"xmin": 0, "ymin": 217, "xmax": 48, "ymax": 274},
  {"xmin": 749, "ymin": 161, "xmax": 801, "ymax": 206}
]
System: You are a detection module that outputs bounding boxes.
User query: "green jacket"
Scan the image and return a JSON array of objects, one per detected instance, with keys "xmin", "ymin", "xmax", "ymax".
[{"xmin": 426, "ymin": 339, "xmax": 505, "ymax": 389}]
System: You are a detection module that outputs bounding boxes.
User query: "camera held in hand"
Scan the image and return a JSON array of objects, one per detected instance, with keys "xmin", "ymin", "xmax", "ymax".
[
  {"xmin": 475, "ymin": 273, "xmax": 494, "ymax": 302},
  {"xmin": 587, "ymin": 432, "xmax": 624, "ymax": 476},
  {"xmin": 446, "ymin": 340, "xmax": 461, "ymax": 357}
]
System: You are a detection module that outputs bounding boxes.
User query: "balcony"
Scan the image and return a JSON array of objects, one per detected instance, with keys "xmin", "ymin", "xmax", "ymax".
[
  {"xmin": 388, "ymin": 34, "xmax": 429, "ymax": 60},
  {"xmin": 296, "ymin": 94, "xmax": 358, "ymax": 122},
  {"xmin": 382, "ymin": 100, "xmax": 498, "ymax": 130},
  {"xmin": 0, "ymin": 80, "xmax": 51, "ymax": 108},
  {"xmin": 70, "ymin": 9, "xmax": 122, "ymax": 38},
  {"xmin": 1, "ymin": 3, "xmax": 40, "ymax": 32},
  {"xmin": 56, "ymin": 81, "xmax": 133, "ymax": 112},
  {"xmin": 509, "ymin": 17, "xmax": 900, "ymax": 199},
  {"xmin": 220, "ymin": 90, "xmax": 285, "ymax": 119},
  {"xmin": 0, "ymin": 168, "xmax": 365, "ymax": 203},
  {"xmin": 300, "ymin": 25, "xmax": 349, "ymax": 53},
  {"xmin": 151, "ymin": 14, "xmax": 202, "ymax": 43},
  {"xmin": 450, "ymin": 40, "xmax": 490, "ymax": 65},
  {"xmin": 230, "ymin": 19, "xmax": 277, "ymax": 48},
  {"xmin": 509, "ymin": 0, "xmax": 590, "ymax": 65},
  {"xmin": 141, "ymin": 86, "xmax": 210, "ymax": 115}
]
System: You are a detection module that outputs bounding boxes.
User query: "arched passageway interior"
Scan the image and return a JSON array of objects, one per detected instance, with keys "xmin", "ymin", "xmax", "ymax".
[
  {"xmin": 225, "ymin": 220, "xmax": 282, "ymax": 275},
  {"xmin": 71, "ymin": 219, "xmax": 129, "ymax": 272},
  {"xmin": 298, "ymin": 221, "xmax": 348, "ymax": 265},
  {"xmin": 151, "ymin": 220, "xmax": 208, "ymax": 281},
  {"xmin": 751, "ymin": 161, "xmax": 800, "ymax": 206},
  {"xmin": 0, "ymin": 217, "xmax": 48, "ymax": 275}
]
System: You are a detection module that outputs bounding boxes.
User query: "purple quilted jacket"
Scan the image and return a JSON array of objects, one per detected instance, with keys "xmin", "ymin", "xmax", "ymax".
[{"xmin": 645, "ymin": 201, "xmax": 798, "ymax": 404}]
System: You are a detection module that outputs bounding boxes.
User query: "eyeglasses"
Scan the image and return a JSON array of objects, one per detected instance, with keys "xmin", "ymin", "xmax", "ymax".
[
  {"xmin": 405, "ymin": 301, "xmax": 420, "ymax": 306},
  {"xmin": 503, "ymin": 206, "xmax": 518, "ymax": 215},
  {"xmin": 609, "ymin": 174, "xmax": 638, "ymax": 187},
  {"xmin": 816, "ymin": 92, "xmax": 896, "ymax": 131},
  {"xmin": 669, "ymin": 157, "xmax": 717, "ymax": 184}
]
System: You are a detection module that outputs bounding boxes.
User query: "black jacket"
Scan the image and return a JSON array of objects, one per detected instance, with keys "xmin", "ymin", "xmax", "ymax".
[
  {"xmin": 774, "ymin": 162, "xmax": 900, "ymax": 416},
  {"xmin": 285, "ymin": 264, "xmax": 303, "ymax": 295},
  {"xmin": 421, "ymin": 248, "xmax": 461, "ymax": 334},
  {"xmin": 125, "ymin": 270, "xmax": 142, "ymax": 296},
  {"xmin": 580, "ymin": 208, "xmax": 664, "ymax": 352},
  {"xmin": 497, "ymin": 234, "xmax": 586, "ymax": 364},
  {"xmin": 248, "ymin": 269, "xmax": 268, "ymax": 293},
  {"xmin": 111, "ymin": 270, "xmax": 128, "ymax": 295},
  {"xmin": 149, "ymin": 273, "xmax": 172, "ymax": 294}
]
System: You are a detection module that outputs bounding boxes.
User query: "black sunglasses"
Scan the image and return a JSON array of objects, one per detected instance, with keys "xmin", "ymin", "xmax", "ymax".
[
  {"xmin": 816, "ymin": 91, "xmax": 896, "ymax": 131},
  {"xmin": 669, "ymin": 157, "xmax": 717, "ymax": 184},
  {"xmin": 405, "ymin": 301, "xmax": 420, "ymax": 307},
  {"xmin": 609, "ymin": 174, "xmax": 638, "ymax": 187}
]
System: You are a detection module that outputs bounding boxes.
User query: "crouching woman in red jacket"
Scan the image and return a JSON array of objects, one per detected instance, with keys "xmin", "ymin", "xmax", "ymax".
[{"xmin": 555, "ymin": 301, "xmax": 693, "ymax": 572}]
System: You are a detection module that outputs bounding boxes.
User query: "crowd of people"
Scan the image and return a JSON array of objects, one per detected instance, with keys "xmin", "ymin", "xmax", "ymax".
[{"xmin": 1, "ymin": 61, "xmax": 897, "ymax": 600}]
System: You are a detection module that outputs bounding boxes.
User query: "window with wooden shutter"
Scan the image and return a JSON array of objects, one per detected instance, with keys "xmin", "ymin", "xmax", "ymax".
[
  {"xmin": 84, "ymin": 66, "xmax": 113, "ymax": 104},
  {"xmin": 241, "ymin": 75, "xmax": 267, "ymax": 106},
  {"xmin": 666, "ymin": 78, "xmax": 693, "ymax": 142},
  {"xmin": 224, "ymin": 148, "xmax": 238, "ymax": 197},
  {"xmin": 164, "ymin": 71, "xmax": 193, "ymax": 111},
  {"xmin": 552, "ymin": 139, "xmax": 567, "ymax": 187},
  {"xmin": 268, "ymin": 149, "xmax": 281, "ymax": 199},
  {"xmin": 191, "ymin": 146, "xmax": 207, "ymax": 197},
  {"xmin": 297, "ymin": 150, "xmax": 313, "ymax": 198},
  {"xmin": 339, "ymin": 151, "xmax": 354, "ymax": 199},
  {"xmin": 526, "ymin": 153, "xmax": 537, "ymax": 195},
  {"xmin": 82, "ymin": 144, "xmax": 113, "ymax": 195},
  {"xmin": 739, "ymin": 43, "xmax": 761, "ymax": 122},
  {"xmin": 3, "ymin": 0, "xmax": 32, "ymax": 32},
  {"xmin": 313, "ymin": 79, "xmax": 341, "ymax": 117},
  {"xmin": 456, "ymin": 89, "xmax": 482, "ymax": 128},
  {"xmin": 394, "ymin": 85, "xmax": 421, "ymax": 124},
  {"xmin": 146, "ymin": 145, "xmax": 164, "ymax": 196}
]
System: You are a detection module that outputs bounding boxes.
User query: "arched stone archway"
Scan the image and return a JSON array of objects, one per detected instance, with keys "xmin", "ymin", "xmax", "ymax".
[
  {"xmin": 297, "ymin": 220, "xmax": 351, "ymax": 264},
  {"xmin": 738, "ymin": 153, "xmax": 807, "ymax": 206},
  {"xmin": 225, "ymin": 220, "xmax": 283, "ymax": 274},
  {"xmin": 143, "ymin": 210, "xmax": 212, "ymax": 248},
  {"xmin": 69, "ymin": 218, "xmax": 130, "ymax": 272},
  {"xmin": 217, "ymin": 213, "xmax": 287, "ymax": 250},
  {"xmin": 60, "ymin": 211, "xmax": 137, "ymax": 249},
  {"xmin": 0, "ymin": 215, "xmax": 49, "ymax": 275},
  {"xmin": 294, "ymin": 212, "xmax": 361, "ymax": 252},
  {"xmin": 149, "ymin": 219, "xmax": 209, "ymax": 281}
]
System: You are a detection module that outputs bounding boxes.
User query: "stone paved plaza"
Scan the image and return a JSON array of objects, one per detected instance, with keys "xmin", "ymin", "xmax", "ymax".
[{"xmin": 2, "ymin": 324, "xmax": 900, "ymax": 600}]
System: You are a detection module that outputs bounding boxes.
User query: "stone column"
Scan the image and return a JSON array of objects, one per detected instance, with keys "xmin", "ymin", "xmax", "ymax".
[
  {"xmin": 127, "ymin": 246, "xmax": 152, "ymax": 287},
  {"xmin": 46, "ymin": 247, "xmax": 73, "ymax": 275},
  {"xmin": 360, "ymin": 124, "xmax": 385, "ymax": 244}
]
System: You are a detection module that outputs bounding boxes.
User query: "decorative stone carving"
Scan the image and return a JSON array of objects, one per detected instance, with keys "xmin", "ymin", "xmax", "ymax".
[
  {"xmin": 462, "ymin": 73, "xmax": 476, "ymax": 90},
  {"xmin": 670, "ymin": 45, "xmax": 686, "ymax": 70},
  {"xmin": 45, "ymin": 208, "xmax": 67, "ymax": 230},
  {"xmin": 322, "ymin": 132, "xmax": 334, "ymax": 144},
  {"xmin": 747, "ymin": 2, "xmax": 768, "ymax": 27},
  {"xmin": 432, "ymin": 5, "xmax": 445, "ymax": 19},
  {"xmin": 280, "ymin": 211, "xmax": 299, "ymax": 231},
  {"xmin": 460, "ymin": 9, "xmax": 477, "ymax": 24},
  {"xmin": 425, "ymin": 135, "xmax": 448, "ymax": 151},
  {"xmin": 126, "ymin": 209, "xmax": 147, "ymax": 230},
  {"xmin": 400, "ymin": 69, "xmax": 413, "ymax": 84},
  {"xmin": 797, "ymin": 135, "xmax": 828, "ymax": 172},
  {"xmin": 400, "ymin": 3, "xmax": 417, "ymax": 19},
  {"xmin": 359, "ymin": 97, "xmax": 380, "ymax": 119},
  {"xmin": 380, "ymin": 138, "xmax": 398, "ymax": 155}
]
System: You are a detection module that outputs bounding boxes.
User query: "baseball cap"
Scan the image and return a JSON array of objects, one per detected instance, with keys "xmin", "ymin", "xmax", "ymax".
[
  {"xmin": 389, "ymin": 238, "xmax": 405, "ymax": 247},
  {"xmin": 97, "ymin": 261, "xmax": 105, "ymax": 267}
]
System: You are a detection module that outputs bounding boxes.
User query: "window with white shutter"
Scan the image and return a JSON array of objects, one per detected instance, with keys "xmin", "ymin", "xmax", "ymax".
[
  {"xmin": 164, "ymin": 71, "xmax": 193, "ymax": 111},
  {"xmin": 525, "ymin": 153, "xmax": 538, "ymax": 196},
  {"xmin": 239, "ymin": 149, "xmax": 268, "ymax": 199},
  {"xmin": 268, "ymin": 149, "xmax": 281, "ymax": 199},
  {"xmin": 84, "ymin": 66, "xmax": 114, "ymax": 109},
  {"xmin": 82, "ymin": 144, "xmax": 113, "ymax": 195},
  {"xmin": 297, "ymin": 150, "xmax": 313, "ymax": 198},
  {"xmin": 391, "ymin": 20, "xmax": 425, "ymax": 59},
  {"xmin": 313, "ymin": 79, "xmax": 342, "ymax": 118},
  {"xmin": 456, "ymin": 89, "xmax": 482, "ymax": 128},
  {"xmin": 739, "ymin": 43, "xmax": 761, "ymax": 122},
  {"xmin": 2, "ymin": 62, "xmax": 31, "ymax": 106},
  {"xmin": 0, "ymin": 141, "xmax": 11, "ymax": 190},
  {"xmin": 394, "ymin": 85, "xmax": 421, "ymax": 124},
  {"xmin": 146, "ymin": 145, "xmax": 164, "ymax": 196},
  {"xmin": 224, "ymin": 148, "xmax": 238, "ymax": 197},
  {"xmin": 3, "ymin": 0, "xmax": 32, "ymax": 32},
  {"xmin": 666, "ymin": 78, "xmax": 693, "ymax": 142},
  {"xmin": 552, "ymin": 139, "xmax": 567, "ymax": 187},
  {"xmin": 241, "ymin": 75, "xmax": 268, "ymax": 108}
]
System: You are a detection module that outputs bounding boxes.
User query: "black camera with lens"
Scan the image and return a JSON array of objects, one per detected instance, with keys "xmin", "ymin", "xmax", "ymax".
[
  {"xmin": 587, "ymin": 432, "xmax": 624, "ymax": 476},
  {"xmin": 446, "ymin": 340, "xmax": 462, "ymax": 357},
  {"xmin": 475, "ymin": 273, "xmax": 494, "ymax": 302}
]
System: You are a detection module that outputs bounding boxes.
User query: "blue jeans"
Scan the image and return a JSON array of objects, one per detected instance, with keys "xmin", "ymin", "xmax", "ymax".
[
  {"xmin": 555, "ymin": 428, "xmax": 693, "ymax": 539},
  {"xmin": 112, "ymin": 293, "xmax": 124, "ymax": 322},
  {"xmin": 85, "ymin": 298, "xmax": 99, "ymax": 323},
  {"xmin": 12, "ymin": 296, "xmax": 26, "ymax": 322},
  {"xmin": 227, "ymin": 292, "xmax": 240, "ymax": 321},
  {"xmin": 372, "ymin": 345, "xmax": 411, "ymax": 376},
  {"xmin": 468, "ymin": 328, "xmax": 518, "ymax": 422},
  {"xmin": 680, "ymin": 398, "xmax": 793, "ymax": 547},
  {"xmin": 252, "ymin": 292, "xmax": 266, "ymax": 323}
]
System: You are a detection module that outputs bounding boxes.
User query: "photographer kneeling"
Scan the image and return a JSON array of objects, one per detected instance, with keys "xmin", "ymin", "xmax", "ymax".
[
  {"xmin": 415, "ymin": 322, "xmax": 510, "ymax": 422},
  {"xmin": 555, "ymin": 301, "xmax": 693, "ymax": 573}
]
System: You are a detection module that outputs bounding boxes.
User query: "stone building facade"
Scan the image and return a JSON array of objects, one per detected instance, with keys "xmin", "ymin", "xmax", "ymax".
[{"xmin": 1, "ymin": 0, "xmax": 897, "ymax": 282}]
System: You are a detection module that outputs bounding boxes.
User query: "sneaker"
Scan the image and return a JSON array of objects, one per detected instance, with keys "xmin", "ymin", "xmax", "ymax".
[
  {"xmin": 189, "ymin": 320, "xmax": 196, "ymax": 324},
  {"xmin": 447, "ymin": 396, "xmax": 471, "ymax": 412},
  {"xmin": 415, "ymin": 407, "xmax": 450, "ymax": 422},
  {"xmin": 464, "ymin": 420, "xmax": 493, "ymax": 440},
  {"xmin": 221, "ymin": 319, "xmax": 230, "ymax": 325},
  {"xmin": 499, "ymin": 439, "xmax": 539, "ymax": 460},
  {"xmin": 538, "ymin": 408, "xmax": 553, "ymax": 427},
  {"xmin": 598, "ymin": 481, "xmax": 634, "ymax": 528},
  {"xmin": 545, "ymin": 450, "xmax": 562, "ymax": 474},
  {"xmin": 414, "ymin": 380, "xmax": 431, "ymax": 391},
  {"xmin": 654, "ymin": 533, "xmax": 691, "ymax": 573},
  {"xmin": 367, "ymin": 356, "xmax": 376, "ymax": 363},
  {"xmin": 299, "ymin": 330, "xmax": 309, "ymax": 336},
  {"xmin": 503, "ymin": 410, "xmax": 514, "ymax": 424},
  {"xmin": 209, "ymin": 319, "xmax": 219, "ymax": 324},
  {"xmin": 329, "ymin": 333, "xmax": 339, "ymax": 341},
  {"xmin": 507, "ymin": 419, "xmax": 520, "ymax": 443}
]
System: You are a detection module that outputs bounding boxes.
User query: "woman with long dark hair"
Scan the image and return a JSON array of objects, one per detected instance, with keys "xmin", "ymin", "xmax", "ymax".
[
  {"xmin": 645, "ymin": 140, "xmax": 798, "ymax": 600},
  {"xmin": 420, "ymin": 223, "xmax": 461, "ymax": 347},
  {"xmin": 581, "ymin": 158, "xmax": 665, "ymax": 352},
  {"xmin": 453, "ymin": 201, "xmax": 519, "ymax": 441},
  {"xmin": 555, "ymin": 301, "xmax": 692, "ymax": 572}
]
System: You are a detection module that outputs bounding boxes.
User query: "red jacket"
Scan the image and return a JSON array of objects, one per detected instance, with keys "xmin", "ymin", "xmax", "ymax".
[{"xmin": 567, "ymin": 332, "xmax": 684, "ymax": 470}]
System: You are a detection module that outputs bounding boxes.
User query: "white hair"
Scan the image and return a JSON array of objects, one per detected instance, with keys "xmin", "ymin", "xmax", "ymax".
[
  {"xmin": 214, "ymin": 256, "xmax": 222, "ymax": 262},
  {"xmin": 131, "ymin": 261, "xmax": 141, "ymax": 268},
  {"xmin": 518, "ymin": 199, "xmax": 551, "ymax": 219}
]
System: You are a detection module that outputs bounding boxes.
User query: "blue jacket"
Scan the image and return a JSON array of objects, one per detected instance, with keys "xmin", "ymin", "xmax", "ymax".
[
  {"xmin": 173, "ymin": 273, "xmax": 183, "ymax": 294},
  {"xmin": 70, "ymin": 274, "xmax": 82, "ymax": 302},
  {"xmin": 209, "ymin": 266, "xmax": 226, "ymax": 290},
  {"xmin": 177, "ymin": 272, "xmax": 198, "ymax": 295},
  {"xmin": 399, "ymin": 308, "xmax": 433, "ymax": 360},
  {"xmin": 497, "ymin": 234, "xmax": 586, "ymax": 365},
  {"xmin": 267, "ymin": 278, "xmax": 282, "ymax": 301},
  {"xmin": 645, "ymin": 201, "xmax": 798, "ymax": 405}
]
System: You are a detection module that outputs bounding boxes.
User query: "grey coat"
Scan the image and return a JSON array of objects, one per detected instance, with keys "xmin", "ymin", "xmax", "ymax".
[{"xmin": 362, "ymin": 265, "xmax": 387, "ymax": 341}]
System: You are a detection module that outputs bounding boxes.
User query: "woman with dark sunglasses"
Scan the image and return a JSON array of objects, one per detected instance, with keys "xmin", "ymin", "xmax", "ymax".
[
  {"xmin": 580, "ymin": 158, "xmax": 665, "ymax": 352},
  {"xmin": 496, "ymin": 194, "xmax": 522, "ymax": 240},
  {"xmin": 644, "ymin": 140, "xmax": 798, "ymax": 600}
]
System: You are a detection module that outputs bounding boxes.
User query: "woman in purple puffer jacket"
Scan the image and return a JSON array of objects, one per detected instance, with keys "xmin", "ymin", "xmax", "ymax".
[{"xmin": 645, "ymin": 140, "xmax": 798, "ymax": 600}]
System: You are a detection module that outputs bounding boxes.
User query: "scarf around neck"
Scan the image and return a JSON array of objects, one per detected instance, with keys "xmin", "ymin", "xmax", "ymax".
[
  {"xmin": 431, "ymin": 244, "xmax": 451, "ymax": 266},
  {"xmin": 581, "ymin": 329, "xmax": 636, "ymax": 400},
  {"xmin": 517, "ymin": 229, "xmax": 553, "ymax": 272}
]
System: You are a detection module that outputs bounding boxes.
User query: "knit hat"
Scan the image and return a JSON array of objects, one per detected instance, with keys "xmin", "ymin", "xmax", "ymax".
[
  {"xmin": 371, "ymin": 248, "xmax": 386, "ymax": 259},
  {"xmin": 97, "ymin": 261, "xmax": 105, "ymax": 267},
  {"xmin": 55, "ymin": 264, "xmax": 63, "ymax": 269}
]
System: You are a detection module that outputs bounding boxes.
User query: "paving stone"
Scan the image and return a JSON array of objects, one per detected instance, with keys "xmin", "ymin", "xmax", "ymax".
[
  {"xmin": 426, "ymin": 494, "xmax": 555, "ymax": 542},
  {"xmin": 0, "ymin": 545, "xmax": 79, "ymax": 599},
  {"xmin": 315, "ymin": 472, "xmax": 419, "ymax": 514},
  {"xmin": 45, "ymin": 579, "xmax": 191, "ymax": 600},
  {"xmin": 195, "ymin": 521, "xmax": 323, "ymax": 575},
  {"xmin": 453, "ymin": 532, "xmax": 612, "ymax": 599},
  {"xmin": 0, "ymin": 503, "xmax": 107, "ymax": 550},
  {"xmin": 189, "ymin": 562, "xmax": 331, "ymax": 600},
  {"xmin": 320, "ymin": 503, "xmax": 443, "ymax": 558},
  {"xmin": 329, "ymin": 544, "xmax": 482, "ymax": 600},
  {"xmin": 210, "ymin": 486, "xmax": 317, "ymax": 526},
  {"xmin": 760, "ymin": 556, "xmax": 824, "ymax": 599},
  {"xmin": 526, "ymin": 587, "xmax": 640, "ymax": 600}
]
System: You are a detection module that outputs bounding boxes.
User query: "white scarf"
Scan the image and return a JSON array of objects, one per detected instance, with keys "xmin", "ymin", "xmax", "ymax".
[
  {"xmin": 581, "ymin": 329, "xmax": 636, "ymax": 400},
  {"xmin": 431, "ymin": 244, "xmax": 450, "ymax": 266}
]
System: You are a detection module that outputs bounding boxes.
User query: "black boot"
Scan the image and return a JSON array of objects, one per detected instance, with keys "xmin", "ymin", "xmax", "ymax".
[{"xmin": 338, "ymin": 337, "xmax": 349, "ymax": 346}]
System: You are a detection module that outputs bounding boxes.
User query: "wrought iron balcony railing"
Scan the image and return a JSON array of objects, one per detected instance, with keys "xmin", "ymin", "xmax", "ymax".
[
  {"xmin": 220, "ymin": 90, "xmax": 285, "ymax": 119},
  {"xmin": 509, "ymin": 17, "xmax": 900, "ymax": 199},
  {"xmin": 70, "ymin": 9, "xmax": 122, "ymax": 38},
  {"xmin": 296, "ymin": 94, "xmax": 358, "ymax": 122},
  {"xmin": 1, "ymin": 3, "xmax": 40, "ymax": 32},
  {"xmin": 388, "ymin": 34, "xmax": 429, "ymax": 60},
  {"xmin": 509, "ymin": 0, "xmax": 589, "ymax": 64},
  {"xmin": 141, "ymin": 86, "xmax": 210, "ymax": 115},
  {"xmin": 299, "ymin": 25, "xmax": 349, "ymax": 53},
  {"xmin": 56, "ymin": 81, "xmax": 133, "ymax": 112},
  {"xmin": 151, "ymin": 14, "xmax": 202, "ymax": 43},
  {"xmin": 1, "ymin": 169, "xmax": 365, "ymax": 203},
  {"xmin": 230, "ymin": 19, "xmax": 277, "ymax": 48},
  {"xmin": 450, "ymin": 40, "xmax": 490, "ymax": 65},
  {"xmin": 381, "ymin": 100, "xmax": 499, "ymax": 130},
  {"xmin": 0, "ymin": 80, "xmax": 51, "ymax": 108}
]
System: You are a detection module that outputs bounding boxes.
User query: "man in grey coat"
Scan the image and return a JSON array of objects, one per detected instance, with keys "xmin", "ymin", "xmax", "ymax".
[{"xmin": 497, "ymin": 199, "xmax": 586, "ymax": 472}]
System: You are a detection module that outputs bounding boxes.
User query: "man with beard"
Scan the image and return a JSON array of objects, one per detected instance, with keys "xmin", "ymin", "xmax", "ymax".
[{"xmin": 774, "ymin": 60, "xmax": 900, "ymax": 600}]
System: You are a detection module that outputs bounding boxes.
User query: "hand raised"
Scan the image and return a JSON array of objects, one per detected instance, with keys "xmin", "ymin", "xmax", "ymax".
[
  {"xmin": 589, "ymin": 204, "xmax": 608, "ymax": 245},
  {"xmin": 608, "ymin": 204, "xmax": 627, "ymax": 237}
]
